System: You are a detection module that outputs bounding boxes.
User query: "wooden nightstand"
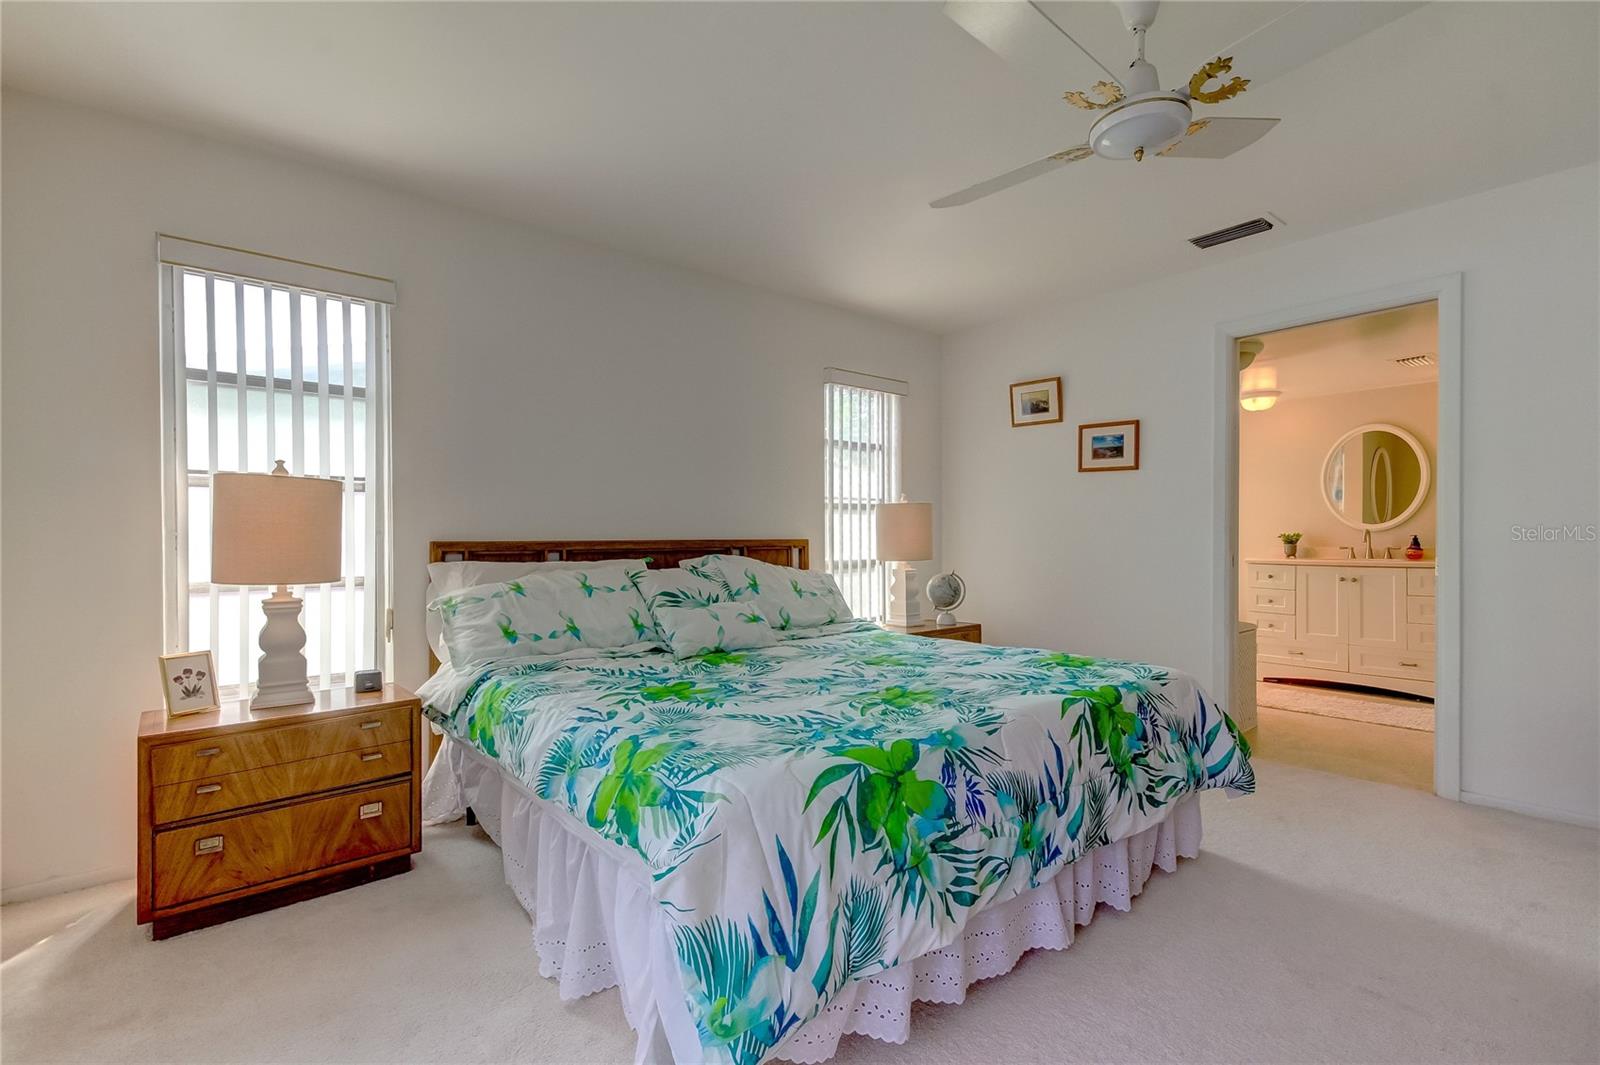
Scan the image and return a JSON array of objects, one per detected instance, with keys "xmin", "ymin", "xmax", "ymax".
[
  {"xmin": 883, "ymin": 620, "xmax": 983, "ymax": 643},
  {"xmin": 137, "ymin": 685, "xmax": 422, "ymax": 939}
]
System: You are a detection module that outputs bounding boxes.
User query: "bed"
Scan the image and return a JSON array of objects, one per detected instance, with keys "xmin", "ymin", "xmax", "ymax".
[{"xmin": 417, "ymin": 538, "xmax": 1254, "ymax": 1065}]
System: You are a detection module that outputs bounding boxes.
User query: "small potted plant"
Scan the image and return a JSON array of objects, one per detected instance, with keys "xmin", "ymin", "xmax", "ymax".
[{"xmin": 1278, "ymin": 532, "xmax": 1303, "ymax": 558}]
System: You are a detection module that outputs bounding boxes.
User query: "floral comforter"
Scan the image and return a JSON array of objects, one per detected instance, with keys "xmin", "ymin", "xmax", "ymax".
[{"xmin": 419, "ymin": 622, "xmax": 1253, "ymax": 1065}]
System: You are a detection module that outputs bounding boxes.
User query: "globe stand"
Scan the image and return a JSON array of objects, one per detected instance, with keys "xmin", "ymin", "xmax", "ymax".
[{"xmin": 925, "ymin": 571, "xmax": 966, "ymax": 628}]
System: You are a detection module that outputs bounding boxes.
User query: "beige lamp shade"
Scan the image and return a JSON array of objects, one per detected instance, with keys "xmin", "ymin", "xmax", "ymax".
[
  {"xmin": 211, "ymin": 464, "xmax": 343, "ymax": 586},
  {"xmin": 876, "ymin": 500, "xmax": 933, "ymax": 562}
]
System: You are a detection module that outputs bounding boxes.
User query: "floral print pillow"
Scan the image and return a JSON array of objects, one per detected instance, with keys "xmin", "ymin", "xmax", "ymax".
[
  {"xmin": 685, "ymin": 554, "xmax": 855, "ymax": 630},
  {"xmin": 430, "ymin": 564, "xmax": 653, "ymax": 666},
  {"xmin": 652, "ymin": 600, "xmax": 777, "ymax": 659}
]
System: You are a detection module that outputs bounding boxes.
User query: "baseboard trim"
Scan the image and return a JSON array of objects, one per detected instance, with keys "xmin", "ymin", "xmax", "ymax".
[
  {"xmin": 1460, "ymin": 790, "xmax": 1599, "ymax": 829},
  {"xmin": 1, "ymin": 866, "xmax": 131, "ymax": 906}
]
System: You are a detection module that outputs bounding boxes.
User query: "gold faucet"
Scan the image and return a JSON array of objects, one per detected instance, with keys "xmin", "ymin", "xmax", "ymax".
[{"xmin": 1362, "ymin": 529, "xmax": 1374, "ymax": 559}]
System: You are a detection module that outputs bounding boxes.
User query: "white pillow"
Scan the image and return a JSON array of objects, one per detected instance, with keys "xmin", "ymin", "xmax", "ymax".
[
  {"xmin": 425, "ymin": 558, "xmax": 647, "ymax": 663},
  {"xmin": 685, "ymin": 554, "xmax": 854, "ymax": 630},
  {"xmin": 430, "ymin": 567, "xmax": 652, "ymax": 666},
  {"xmin": 652, "ymin": 600, "xmax": 777, "ymax": 659}
]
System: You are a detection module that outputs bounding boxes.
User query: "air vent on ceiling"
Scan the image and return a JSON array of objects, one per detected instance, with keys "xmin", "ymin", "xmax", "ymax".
[
  {"xmin": 1189, "ymin": 217, "xmax": 1274, "ymax": 250},
  {"xmin": 1392, "ymin": 353, "xmax": 1436, "ymax": 367}
]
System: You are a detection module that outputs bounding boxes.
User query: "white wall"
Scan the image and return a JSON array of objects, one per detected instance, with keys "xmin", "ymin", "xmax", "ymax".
[
  {"xmin": 0, "ymin": 92, "xmax": 942, "ymax": 898},
  {"xmin": 942, "ymin": 163, "xmax": 1599, "ymax": 826}
]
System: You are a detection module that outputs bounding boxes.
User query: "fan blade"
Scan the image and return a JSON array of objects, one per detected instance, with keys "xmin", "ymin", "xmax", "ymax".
[
  {"xmin": 1157, "ymin": 117, "xmax": 1279, "ymax": 159},
  {"xmin": 1181, "ymin": 2, "xmax": 1423, "ymax": 96},
  {"xmin": 930, "ymin": 145, "xmax": 1093, "ymax": 209},
  {"xmin": 943, "ymin": 1, "xmax": 1123, "ymax": 100}
]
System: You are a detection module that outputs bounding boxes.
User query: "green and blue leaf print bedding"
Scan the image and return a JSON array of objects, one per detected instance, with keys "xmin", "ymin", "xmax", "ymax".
[
  {"xmin": 419, "ymin": 622, "xmax": 1253, "ymax": 1065},
  {"xmin": 428, "ymin": 562, "xmax": 653, "ymax": 665}
]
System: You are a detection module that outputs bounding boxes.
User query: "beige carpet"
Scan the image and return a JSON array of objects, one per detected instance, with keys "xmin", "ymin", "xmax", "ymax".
[
  {"xmin": 1258, "ymin": 680, "xmax": 1434, "ymax": 732},
  {"xmin": 3, "ymin": 762, "xmax": 1596, "ymax": 1064}
]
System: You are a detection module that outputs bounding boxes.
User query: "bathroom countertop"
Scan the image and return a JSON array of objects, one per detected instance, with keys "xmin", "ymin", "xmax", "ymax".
[{"xmin": 1245, "ymin": 557, "xmax": 1435, "ymax": 567}]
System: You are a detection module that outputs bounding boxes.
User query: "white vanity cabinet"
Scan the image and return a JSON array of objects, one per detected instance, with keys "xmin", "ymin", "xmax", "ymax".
[{"xmin": 1249, "ymin": 560, "xmax": 1435, "ymax": 697}]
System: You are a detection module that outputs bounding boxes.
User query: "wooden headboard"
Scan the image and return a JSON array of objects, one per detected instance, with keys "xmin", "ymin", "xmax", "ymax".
[{"xmin": 425, "ymin": 538, "xmax": 809, "ymax": 674}]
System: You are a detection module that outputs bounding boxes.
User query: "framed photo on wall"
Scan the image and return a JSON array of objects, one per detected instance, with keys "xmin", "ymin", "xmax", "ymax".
[
  {"xmin": 1009, "ymin": 376, "xmax": 1063, "ymax": 427},
  {"xmin": 1078, "ymin": 419, "xmax": 1140, "ymax": 472},
  {"xmin": 159, "ymin": 650, "xmax": 220, "ymax": 718}
]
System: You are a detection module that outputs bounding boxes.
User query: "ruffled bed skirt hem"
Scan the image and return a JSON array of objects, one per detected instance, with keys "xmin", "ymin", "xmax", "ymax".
[{"xmin": 422, "ymin": 737, "xmax": 1203, "ymax": 1065}]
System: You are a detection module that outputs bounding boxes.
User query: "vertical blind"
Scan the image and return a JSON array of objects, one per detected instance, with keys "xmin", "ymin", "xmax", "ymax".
[
  {"xmin": 823, "ymin": 376, "xmax": 904, "ymax": 620},
  {"xmin": 159, "ymin": 242, "xmax": 393, "ymax": 698}
]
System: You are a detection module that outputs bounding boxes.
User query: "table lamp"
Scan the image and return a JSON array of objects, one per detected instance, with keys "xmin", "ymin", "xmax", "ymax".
[
  {"xmin": 212, "ymin": 461, "xmax": 343, "ymax": 708},
  {"xmin": 877, "ymin": 498, "xmax": 933, "ymax": 626}
]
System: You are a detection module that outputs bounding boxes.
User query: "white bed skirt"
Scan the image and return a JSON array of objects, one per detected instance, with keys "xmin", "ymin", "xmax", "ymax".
[{"xmin": 423, "ymin": 737, "xmax": 1203, "ymax": 1065}]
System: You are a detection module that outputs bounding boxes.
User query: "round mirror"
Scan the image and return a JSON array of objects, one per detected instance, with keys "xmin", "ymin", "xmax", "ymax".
[{"xmin": 1321, "ymin": 423, "xmax": 1430, "ymax": 531}]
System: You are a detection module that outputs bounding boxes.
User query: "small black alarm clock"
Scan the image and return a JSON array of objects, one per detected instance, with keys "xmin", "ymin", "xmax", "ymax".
[{"xmin": 354, "ymin": 669, "xmax": 383, "ymax": 693}]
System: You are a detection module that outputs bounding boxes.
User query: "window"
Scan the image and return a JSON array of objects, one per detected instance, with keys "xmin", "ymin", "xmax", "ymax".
[
  {"xmin": 158, "ymin": 237, "xmax": 394, "ymax": 698},
  {"xmin": 823, "ymin": 369, "xmax": 905, "ymax": 620}
]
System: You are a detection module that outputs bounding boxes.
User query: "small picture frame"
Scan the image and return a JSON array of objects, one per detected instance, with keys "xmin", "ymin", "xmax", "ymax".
[
  {"xmin": 1078, "ymin": 419, "xmax": 1141, "ymax": 472},
  {"xmin": 160, "ymin": 650, "xmax": 220, "ymax": 717},
  {"xmin": 1009, "ymin": 376, "xmax": 1063, "ymax": 427}
]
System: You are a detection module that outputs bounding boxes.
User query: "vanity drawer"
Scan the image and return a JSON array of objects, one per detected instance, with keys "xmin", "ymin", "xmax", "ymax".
[
  {"xmin": 1406, "ymin": 596, "xmax": 1436, "ymax": 624},
  {"xmin": 1406, "ymin": 569, "xmax": 1436, "ymax": 597},
  {"xmin": 1351, "ymin": 647, "xmax": 1433, "ymax": 682},
  {"xmin": 1250, "ymin": 613, "xmax": 1296, "ymax": 639},
  {"xmin": 1407, "ymin": 624, "xmax": 1437, "ymax": 652},
  {"xmin": 151, "ymin": 741, "xmax": 411, "ymax": 825},
  {"xmin": 152, "ymin": 780, "xmax": 412, "ymax": 910},
  {"xmin": 150, "ymin": 705, "xmax": 411, "ymax": 786},
  {"xmin": 1248, "ymin": 587, "xmax": 1295, "ymax": 614},
  {"xmin": 1257, "ymin": 638, "xmax": 1348, "ymax": 672},
  {"xmin": 1248, "ymin": 563, "xmax": 1295, "ymax": 589}
]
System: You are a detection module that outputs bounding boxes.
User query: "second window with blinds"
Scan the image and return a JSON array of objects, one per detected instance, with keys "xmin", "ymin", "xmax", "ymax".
[
  {"xmin": 158, "ymin": 242, "xmax": 393, "ymax": 699},
  {"xmin": 823, "ymin": 371, "xmax": 905, "ymax": 621}
]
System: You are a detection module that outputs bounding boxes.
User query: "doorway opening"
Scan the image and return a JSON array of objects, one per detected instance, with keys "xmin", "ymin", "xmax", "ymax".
[{"xmin": 1215, "ymin": 275, "xmax": 1461, "ymax": 799}]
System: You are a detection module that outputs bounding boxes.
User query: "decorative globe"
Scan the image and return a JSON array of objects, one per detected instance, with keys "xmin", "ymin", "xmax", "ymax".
[{"xmin": 925, "ymin": 571, "xmax": 966, "ymax": 625}]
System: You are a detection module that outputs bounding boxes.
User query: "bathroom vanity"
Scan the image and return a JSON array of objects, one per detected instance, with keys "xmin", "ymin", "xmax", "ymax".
[{"xmin": 1246, "ymin": 558, "xmax": 1435, "ymax": 697}]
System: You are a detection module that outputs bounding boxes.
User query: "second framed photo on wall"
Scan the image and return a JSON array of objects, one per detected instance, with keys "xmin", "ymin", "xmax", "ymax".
[
  {"xmin": 1009, "ymin": 376, "xmax": 1063, "ymax": 427},
  {"xmin": 1078, "ymin": 419, "xmax": 1140, "ymax": 472}
]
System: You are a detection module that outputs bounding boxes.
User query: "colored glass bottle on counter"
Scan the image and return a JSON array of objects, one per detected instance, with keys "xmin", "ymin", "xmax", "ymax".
[{"xmin": 1405, "ymin": 535, "xmax": 1424, "ymax": 561}]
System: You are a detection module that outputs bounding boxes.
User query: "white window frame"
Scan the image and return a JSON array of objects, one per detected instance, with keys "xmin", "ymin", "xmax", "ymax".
[
  {"xmin": 823, "ymin": 368, "xmax": 907, "ymax": 621},
  {"xmin": 156, "ymin": 236, "xmax": 395, "ymax": 697}
]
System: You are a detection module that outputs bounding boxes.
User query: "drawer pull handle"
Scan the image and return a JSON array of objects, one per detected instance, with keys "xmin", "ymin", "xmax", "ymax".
[
  {"xmin": 1288, "ymin": 650, "xmax": 1305, "ymax": 656},
  {"xmin": 194, "ymin": 835, "xmax": 224, "ymax": 856},
  {"xmin": 195, "ymin": 783, "xmax": 222, "ymax": 795},
  {"xmin": 196, "ymin": 747, "xmax": 222, "ymax": 757},
  {"xmin": 1400, "ymin": 661, "xmax": 1419, "ymax": 668},
  {"xmin": 360, "ymin": 752, "xmax": 384, "ymax": 762},
  {"xmin": 359, "ymin": 801, "xmax": 384, "ymax": 820},
  {"xmin": 359, "ymin": 720, "xmax": 384, "ymax": 731}
]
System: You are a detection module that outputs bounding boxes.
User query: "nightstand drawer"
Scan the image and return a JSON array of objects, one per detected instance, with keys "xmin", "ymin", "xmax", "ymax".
[
  {"xmin": 150, "ymin": 705, "xmax": 411, "ymax": 785},
  {"xmin": 151, "ymin": 741, "xmax": 411, "ymax": 825},
  {"xmin": 152, "ymin": 780, "xmax": 412, "ymax": 910}
]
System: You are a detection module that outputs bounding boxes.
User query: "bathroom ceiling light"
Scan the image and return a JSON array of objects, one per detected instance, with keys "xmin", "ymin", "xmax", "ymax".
[
  {"xmin": 1239, "ymin": 363, "xmax": 1281, "ymax": 412},
  {"xmin": 1240, "ymin": 389, "xmax": 1282, "ymax": 411}
]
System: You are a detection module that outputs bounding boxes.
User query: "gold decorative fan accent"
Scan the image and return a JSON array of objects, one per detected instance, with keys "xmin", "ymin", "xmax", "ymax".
[
  {"xmin": 1187, "ymin": 57, "xmax": 1250, "ymax": 104},
  {"xmin": 1049, "ymin": 145, "xmax": 1094, "ymax": 162},
  {"xmin": 1157, "ymin": 119, "xmax": 1211, "ymax": 156},
  {"xmin": 1063, "ymin": 80, "xmax": 1125, "ymax": 110}
]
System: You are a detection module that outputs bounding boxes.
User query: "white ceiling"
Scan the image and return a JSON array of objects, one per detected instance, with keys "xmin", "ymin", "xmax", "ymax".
[
  {"xmin": 1246, "ymin": 301, "xmax": 1439, "ymax": 402},
  {"xmin": 3, "ymin": 2, "xmax": 1596, "ymax": 334}
]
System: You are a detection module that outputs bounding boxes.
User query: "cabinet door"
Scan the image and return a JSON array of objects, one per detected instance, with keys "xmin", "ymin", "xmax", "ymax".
[
  {"xmin": 1347, "ymin": 567, "xmax": 1407, "ymax": 650},
  {"xmin": 1296, "ymin": 566, "xmax": 1348, "ymax": 644}
]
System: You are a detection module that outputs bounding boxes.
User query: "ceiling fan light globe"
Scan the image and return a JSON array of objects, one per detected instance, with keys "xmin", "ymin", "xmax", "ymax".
[
  {"xmin": 1240, "ymin": 389, "xmax": 1282, "ymax": 412},
  {"xmin": 1088, "ymin": 96, "xmax": 1191, "ymax": 160}
]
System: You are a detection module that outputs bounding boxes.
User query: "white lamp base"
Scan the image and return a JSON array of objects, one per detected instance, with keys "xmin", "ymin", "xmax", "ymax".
[
  {"xmin": 886, "ymin": 562, "xmax": 925, "ymax": 626},
  {"xmin": 250, "ymin": 587, "xmax": 315, "ymax": 709}
]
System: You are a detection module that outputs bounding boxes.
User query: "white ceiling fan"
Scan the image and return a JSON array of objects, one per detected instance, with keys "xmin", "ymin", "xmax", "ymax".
[{"xmin": 934, "ymin": 0, "xmax": 1292, "ymax": 207}]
